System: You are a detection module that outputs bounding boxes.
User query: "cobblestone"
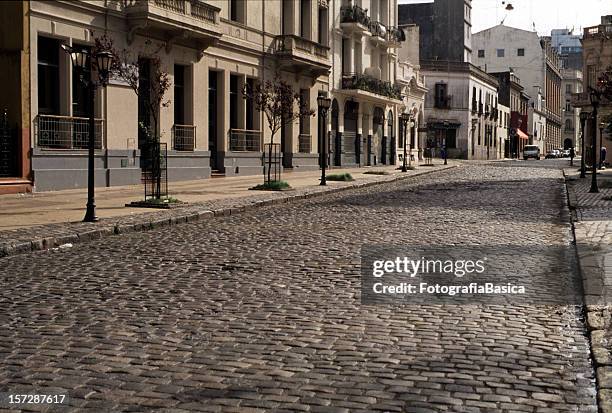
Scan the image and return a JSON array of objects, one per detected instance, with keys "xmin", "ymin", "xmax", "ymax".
[{"xmin": 0, "ymin": 162, "xmax": 598, "ymax": 411}]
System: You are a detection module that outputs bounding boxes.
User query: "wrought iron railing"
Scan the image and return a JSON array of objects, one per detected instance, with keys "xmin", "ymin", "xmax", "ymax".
[
  {"xmin": 229, "ymin": 128, "xmax": 261, "ymax": 152},
  {"xmin": 35, "ymin": 115, "xmax": 104, "ymax": 150},
  {"xmin": 386, "ymin": 26, "xmax": 405, "ymax": 43},
  {"xmin": 369, "ymin": 21, "xmax": 386, "ymax": 38},
  {"xmin": 342, "ymin": 73, "xmax": 402, "ymax": 100},
  {"xmin": 298, "ymin": 134, "xmax": 311, "ymax": 153},
  {"xmin": 172, "ymin": 124, "xmax": 196, "ymax": 151},
  {"xmin": 340, "ymin": 4, "xmax": 370, "ymax": 26}
]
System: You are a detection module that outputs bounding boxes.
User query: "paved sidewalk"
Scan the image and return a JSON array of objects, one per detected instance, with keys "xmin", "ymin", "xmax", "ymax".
[
  {"xmin": 0, "ymin": 162, "xmax": 457, "ymax": 257},
  {"xmin": 565, "ymin": 167, "xmax": 612, "ymax": 412}
]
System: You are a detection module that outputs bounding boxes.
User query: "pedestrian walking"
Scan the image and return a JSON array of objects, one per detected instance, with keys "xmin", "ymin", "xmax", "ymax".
[
  {"xmin": 569, "ymin": 147, "xmax": 575, "ymax": 166},
  {"xmin": 601, "ymin": 146, "xmax": 607, "ymax": 169}
]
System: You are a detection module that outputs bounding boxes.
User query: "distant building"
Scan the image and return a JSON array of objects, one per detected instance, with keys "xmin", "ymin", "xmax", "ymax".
[
  {"xmin": 574, "ymin": 15, "xmax": 612, "ymax": 166},
  {"xmin": 472, "ymin": 25, "xmax": 563, "ymax": 152},
  {"xmin": 550, "ymin": 28, "xmax": 583, "ymax": 70},
  {"xmin": 491, "ymin": 72, "xmax": 530, "ymax": 157},
  {"xmin": 398, "ymin": 0, "xmax": 473, "ymax": 63},
  {"xmin": 420, "ymin": 60, "xmax": 500, "ymax": 160},
  {"xmin": 561, "ymin": 69, "xmax": 583, "ymax": 150}
]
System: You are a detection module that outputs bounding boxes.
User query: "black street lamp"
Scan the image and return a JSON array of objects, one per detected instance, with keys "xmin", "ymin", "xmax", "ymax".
[
  {"xmin": 579, "ymin": 111, "xmax": 588, "ymax": 178},
  {"xmin": 62, "ymin": 44, "xmax": 113, "ymax": 222},
  {"xmin": 588, "ymin": 87, "xmax": 599, "ymax": 193},
  {"xmin": 317, "ymin": 91, "xmax": 331, "ymax": 186},
  {"xmin": 400, "ymin": 112, "xmax": 411, "ymax": 172},
  {"xmin": 600, "ymin": 121, "xmax": 606, "ymax": 170}
]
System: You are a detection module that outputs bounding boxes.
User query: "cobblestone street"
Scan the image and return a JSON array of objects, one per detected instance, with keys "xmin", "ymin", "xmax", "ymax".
[{"xmin": 0, "ymin": 162, "xmax": 599, "ymax": 412}]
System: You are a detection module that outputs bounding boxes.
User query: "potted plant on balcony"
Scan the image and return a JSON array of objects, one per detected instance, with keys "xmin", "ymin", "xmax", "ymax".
[{"xmin": 243, "ymin": 76, "xmax": 314, "ymax": 190}]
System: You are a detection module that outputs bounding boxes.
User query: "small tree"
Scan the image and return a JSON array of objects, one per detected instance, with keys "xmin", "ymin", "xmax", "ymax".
[
  {"xmin": 95, "ymin": 35, "xmax": 171, "ymax": 199},
  {"xmin": 243, "ymin": 76, "xmax": 314, "ymax": 184}
]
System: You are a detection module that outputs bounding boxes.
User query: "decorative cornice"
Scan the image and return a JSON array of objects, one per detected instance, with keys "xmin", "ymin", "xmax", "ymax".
[{"xmin": 318, "ymin": 0, "xmax": 328, "ymax": 9}]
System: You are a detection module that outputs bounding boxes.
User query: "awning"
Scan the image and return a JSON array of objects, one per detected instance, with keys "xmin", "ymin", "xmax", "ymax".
[{"xmin": 517, "ymin": 129, "xmax": 529, "ymax": 140}]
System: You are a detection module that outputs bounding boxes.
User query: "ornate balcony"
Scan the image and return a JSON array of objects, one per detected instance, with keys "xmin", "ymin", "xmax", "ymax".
[
  {"xmin": 340, "ymin": 4, "xmax": 370, "ymax": 35},
  {"xmin": 341, "ymin": 73, "xmax": 402, "ymax": 101},
  {"xmin": 123, "ymin": 0, "xmax": 222, "ymax": 58},
  {"xmin": 272, "ymin": 35, "xmax": 331, "ymax": 77}
]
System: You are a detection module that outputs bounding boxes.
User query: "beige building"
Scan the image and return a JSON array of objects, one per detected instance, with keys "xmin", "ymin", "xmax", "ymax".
[
  {"xmin": 5, "ymin": 0, "xmax": 423, "ymax": 192},
  {"xmin": 26, "ymin": 0, "xmax": 332, "ymax": 191},
  {"xmin": 329, "ymin": 0, "xmax": 422, "ymax": 168},
  {"xmin": 575, "ymin": 15, "xmax": 612, "ymax": 166},
  {"xmin": 561, "ymin": 69, "xmax": 582, "ymax": 151}
]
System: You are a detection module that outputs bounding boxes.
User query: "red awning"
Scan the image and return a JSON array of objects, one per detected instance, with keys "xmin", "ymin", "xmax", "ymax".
[{"xmin": 517, "ymin": 129, "xmax": 529, "ymax": 140}]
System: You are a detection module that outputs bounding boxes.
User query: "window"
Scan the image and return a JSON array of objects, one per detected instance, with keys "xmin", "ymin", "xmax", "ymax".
[
  {"xmin": 434, "ymin": 83, "xmax": 449, "ymax": 109},
  {"xmin": 245, "ymin": 78, "xmax": 254, "ymax": 130},
  {"xmin": 566, "ymin": 84, "xmax": 572, "ymax": 94},
  {"xmin": 318, "ymin": 5, "xmax": 328, "ymax": 45},
  {"xmin": 300, "ymin": 0, "xmax": 311, "ymax": 39},
  {"xmin": 565, "ymin": 100, "xmax": 571, "ymax": 111},
  {"xmin": 565, "ymin": 119, "xmax": 572, "ymax": 130},
  {"xmin": 497, "ymin": 49, "xmax": 505, "ymax": 57},
  {"xmin": 517, "ymin": 48, "xmax": 525, "ymax": 56},
  {"xmin": 478, "ymin": 49, "xmax": 485, "ymax": 58},
  {"xmin": 299, "ymin": 89, "xmax": 309, "ymax": 135},
  {"xmin": 38, "ymin": 36, "xmax": 60, "ymax": 115},
  {"xmin": 174, "ymin": 65, "xmax": 185, "ymax": 125},
  {"xmin": 587, "ymin": 65, "xmax": 597, "ymax": 88},
  {"xmin": 229, "ymin": 0, "xmax": 245, "ymax": 24},
  {"xmin": 229, "ymin": 74, "xmax": 238, "ymax": 129}
]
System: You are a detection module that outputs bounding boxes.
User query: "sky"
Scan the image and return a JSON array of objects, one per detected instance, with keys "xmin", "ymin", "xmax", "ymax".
[{"xmin": 398, "ymin": 0, "xmax": 612, "ymax": 36}]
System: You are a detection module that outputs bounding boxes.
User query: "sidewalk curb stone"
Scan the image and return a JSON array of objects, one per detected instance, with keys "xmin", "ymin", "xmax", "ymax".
[{"xmin": 0, "ymin": 165, "xmax": 457, "ymax": 259}]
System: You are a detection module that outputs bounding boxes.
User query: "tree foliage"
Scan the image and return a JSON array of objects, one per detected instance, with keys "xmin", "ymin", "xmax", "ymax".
[{"xmin": 242, "ymin": 75, "xmax": 315, "ymax": 183}]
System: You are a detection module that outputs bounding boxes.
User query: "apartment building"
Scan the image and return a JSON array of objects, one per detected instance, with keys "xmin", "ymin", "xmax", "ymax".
[
  {"xmin": 472, "ymin": 25, "xmax": 563, "ymax": 152},
  {"xmin": 420, "ymin": 61, "xmax": 500, "ymax": 160},
  {"xmin": 330, "ymin": 0, "xmax": 416, "ymax": 168},
  {"xmin": 491, "ymin": 71, "xmax": 529, "ymax": 157},
  {"xmin": 561, "ymin": 69, "xmax": 582, "ymax": 150},
  {"xmin": 574, "ymin": 15, "xmax": 612, "ymax": 166},
  {"xmin": 14, "ymin": 0, "xmax": 332, "ymax": 191}
]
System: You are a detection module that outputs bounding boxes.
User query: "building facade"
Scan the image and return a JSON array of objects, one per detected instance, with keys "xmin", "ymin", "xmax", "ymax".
[
  {"xmin": 472, "ymin": 25, "xmax": 563, "ymax": 153},
  {"xmin": 575, "ymin": 15, "xmax": 612, "ymax": 166},
  {"xmin": 398, "ymin": 0, "xmax": 473, "ymax": 64},
  {"xmin": 0, "ymin": 1, "xmax": 31, "ymax": 193},
  {"xmin": 420, "ymin": 61, "xmax": 500, "ymax": 160},
  {"xmin": 491, "ymin": 72, "xmax": 529, "ymax": 157},
  {"xmin": 561, "ymin": 68, "xmax": 582, "ymax": 150},
  {"xmin": 0, "ymin": 0, "xmax": 423, "ymax": 193},
  {"xmin": 528, "ymin": 88, "xmax": 547, "ymax": 155},
  {"xmin": 331, "ymin": 0, "xmax": 419, "ymax": 168},
  {"xmin": 550, "ymin": 28, "xmax": 583, "ymax": 70}
]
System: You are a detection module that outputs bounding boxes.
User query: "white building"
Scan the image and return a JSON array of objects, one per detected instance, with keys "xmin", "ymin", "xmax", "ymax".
[
  {"xmin": 420, "ymin": 61, "xmax": 500, "ymax": 160},
  {"xmin": 472, "ymin": 25, "xmax": 563, "ymax": 152},
  {"xmin": 497, "ymin": 103, "xmax": 509, "ymax": 159},
  {"xmin": 528, "ymin": 88, "xmax": 547, "ymax": 155}
]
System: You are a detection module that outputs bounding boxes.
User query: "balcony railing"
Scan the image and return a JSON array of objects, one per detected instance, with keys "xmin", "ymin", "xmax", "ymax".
[
  {"xmin": 123, "ymin": 0, "xmax": 220, "ymax": 25},
  {"xmin": 386, "ymin": 26, "xmax": 405, "ymax": 44},
  {"xmin": 273, "ymin": 35, "xmax": 330, "ymax": 60},
  {"xmin": 298, "ymin": 134, "xmax": 311, "ymax": 153},
  {"xmin": 340, "ymin": 4, "xmax": 370, "ymax": 27},
  {"xmin": 172, "ymin": 124, "xmax": 196, "ymax": 151},
  {"xmin": 229, "ymin": 129, "xmax": 261, "ymax": 152},
  {"xmin": 35, "ymin": 115, "xmax": 104, "ymax": 150},
  {"xmin": 341, "ymin": 73, "xmax": 402, "ymax": 100},
  {"xmin": 369, "ymin": 21, "xmax": 386, "ymax": 38}
]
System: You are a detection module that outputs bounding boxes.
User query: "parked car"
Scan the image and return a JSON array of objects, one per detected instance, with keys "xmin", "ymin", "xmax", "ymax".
[
  {"xmin": 523, "ymin": 145, "xmax": 541, "ymax": 160},
  {"xmin": 562, "ymin": 149, "xmax": 571, "ymax": 157},
  {"xmin": 545, "ymin": 149, "xmax": 560, "ymax": 159}
]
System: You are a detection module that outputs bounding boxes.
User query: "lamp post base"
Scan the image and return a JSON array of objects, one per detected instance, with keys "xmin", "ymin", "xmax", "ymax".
[{"xmin": 83, "ymin": 204, "xmax": 98, "ymax": 223}]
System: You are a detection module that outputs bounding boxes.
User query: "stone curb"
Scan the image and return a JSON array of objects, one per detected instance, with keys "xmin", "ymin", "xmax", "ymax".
[
  {"xmin": 0, "ymin": 165, "xmax": 458, "ymax": 259},
  {"xmin": 563, "ymin": 169, "xmax": 612, "ymax": 413}
]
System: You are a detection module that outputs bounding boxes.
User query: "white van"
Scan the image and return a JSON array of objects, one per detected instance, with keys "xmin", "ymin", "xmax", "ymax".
[{"xmin": 523, "ymin": 145, "xmax": 540, "ymax": 160}]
